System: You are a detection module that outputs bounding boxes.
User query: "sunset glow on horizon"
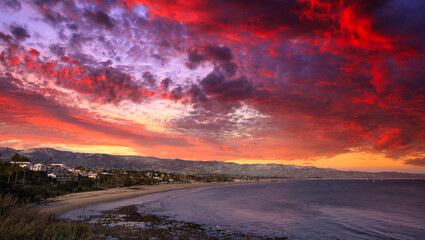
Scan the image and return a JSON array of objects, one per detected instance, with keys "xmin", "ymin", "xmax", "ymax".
[{"xmin": 1, "ymin": 0, "xmax": 425, "ymax": 173}]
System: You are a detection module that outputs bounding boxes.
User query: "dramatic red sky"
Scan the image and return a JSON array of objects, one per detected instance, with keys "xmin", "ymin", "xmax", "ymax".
[{"xmin": 1, "ymin": 0, "xmax": 424, "ymax": 173}]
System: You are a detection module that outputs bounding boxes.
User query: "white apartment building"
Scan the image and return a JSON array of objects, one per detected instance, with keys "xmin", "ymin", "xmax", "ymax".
[{"xmin": 30, "ymin": 163, "xmax": 67, "ymax": 175}]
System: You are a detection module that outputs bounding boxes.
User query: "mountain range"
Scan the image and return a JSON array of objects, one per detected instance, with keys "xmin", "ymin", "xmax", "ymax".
[{"xmin": 1, "ymin": 147, "xmax": 424, "ymax": 179}]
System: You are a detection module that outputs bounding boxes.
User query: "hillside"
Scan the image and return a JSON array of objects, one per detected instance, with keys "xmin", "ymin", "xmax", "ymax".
[{"xmin": 1, "ymin": 147, "xmax": 424, "ymax": 179}]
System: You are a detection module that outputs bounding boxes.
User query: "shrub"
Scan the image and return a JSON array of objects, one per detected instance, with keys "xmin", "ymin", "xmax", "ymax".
[
  {"xmin": 79, "ymin": 178, "xmax": 94, "ymax": 188},
  {"xmin": 0, "ymin": 194, "xmax": 93, "ymax": 240},
  {"xmin": 57, "ymin": 181, "xmax": 77, "ymax": 192}
]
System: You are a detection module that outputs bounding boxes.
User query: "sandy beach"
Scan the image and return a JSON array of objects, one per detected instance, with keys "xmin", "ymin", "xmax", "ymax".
[{"xmin": 38, "ymin": 182, "xmax": 242, "ymax": 216}]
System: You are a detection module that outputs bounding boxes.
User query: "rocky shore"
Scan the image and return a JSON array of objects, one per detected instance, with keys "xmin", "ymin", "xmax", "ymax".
[{"xmin": 87, "ymin": 204, "xmax": 288, "ymax": 240}]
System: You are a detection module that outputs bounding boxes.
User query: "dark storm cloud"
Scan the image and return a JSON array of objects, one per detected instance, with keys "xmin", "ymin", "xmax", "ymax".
[
  {"xmin": 43, "ymin": 11, "xmax": 68, "ymax": 25},
  {"xmin": 186, "ymin": 50, "xmax": 205, "ymax": 70},
  {"xmin": 169, "ymin": 85, "xmax": 184, "ymax": 100},
  {"xmin": 0, "ymin": 32, "xmax": 13, "ymax": 43},
  {"xmin": 186, "ymin": 44, "xmax": 239, "ymax": 88},
  {"xmin": 2, "ymin": 0, "xmax": 21, "ymax": 11},
  {"xmin": 189, "ymin": 84, "xmax": 208, "ymax": 103},
  {"xmin": 204, "ymin": 45, "xmax": 233, "ymax": 62},
  {"xmin": 69, "ymin": 33, "xmax": 91, "ymax": 49},
  {"xmin": 187, "ymin": 48, "xmax": 204, "ymax": 65},
  {"xmin": 49, "ymin": 44, "xmax": 66, "ymax": 56},
  {"xmin": 10, "ymin": 26, "xmax": 30, "ymax": 41},
  {"xmin": 200, "ymin": 71, "xmax": 255, "ymax": 100},
  {"xmin": 68, "ymin": 51, "xmax": 97, "ymax": 65},
  {"xmin": 186, "ymin": 44, "xmax": 234, "ymax": 69},
  {"xmin": 34, "ymin": 0, "xmax": 61, "ymax": 6},
  {"xmin": 404, "ymin": 157, "xmax": 425, "ymax": 166},
  {"xmin": 160, "ymin": 78, "xmax": 172, "ymax": 91},
  {"xmin": 101, "ymin": 59, "xmax": 113, "ymax": 67},
  {"xmin": 84, "ymin": 10, "xmax": 114, "ymax": 29},
  {"xmin": 218, "ymin": 62, "xmax": 238, "ymax": 77},
  {"xmin": 0, "ymin": 72, "xmax": 23, "ymax": 90},
  {"xmin": 371, "ymin": 1, "xmax": 425, "ymax": 50},
  {"xmin": 34, "ymin": 0, "xmax": 80, "ymax": 25},
  {"xmin": 142, "ymin": 71, "xmax": 156, "ymax": 86}
]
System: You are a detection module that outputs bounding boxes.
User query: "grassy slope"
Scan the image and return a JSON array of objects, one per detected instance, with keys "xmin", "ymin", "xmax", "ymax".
[{"xmin": 0, "ymin": 195, "xmax": 92, "ymax": 240}]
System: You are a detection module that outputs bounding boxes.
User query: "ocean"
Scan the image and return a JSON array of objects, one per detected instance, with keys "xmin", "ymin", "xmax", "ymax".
[{"xmin": 61, "ymin": 180, "xmax": 425, "ymax": 239}]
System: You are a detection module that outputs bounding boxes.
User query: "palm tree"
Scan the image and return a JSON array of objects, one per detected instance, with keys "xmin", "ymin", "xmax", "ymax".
[
  {"xmin": 22, "ymin": 166, "xmax": 27, "ymax": 185},
  {"xmin": 14, "ymin": 164, "xmax": 19, "ymax": 185},
  {"xmin": 6, "ymin": 164, "xmax": 13, "ymax": 184}
]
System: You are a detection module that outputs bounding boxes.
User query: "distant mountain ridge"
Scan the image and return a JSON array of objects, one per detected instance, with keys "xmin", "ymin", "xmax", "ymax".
[{"xmin": 1, "ymin": 147, "xmax": 424, "ymax": 179}]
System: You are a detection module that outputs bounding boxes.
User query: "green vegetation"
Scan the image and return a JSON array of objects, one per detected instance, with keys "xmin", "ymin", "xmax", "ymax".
[
  {"xmin": 0, "ymin": 154, "xmax": 236, "ymax": 203},
  {"xmin": 94, "ymin": 169, "xmax": 234, "ymax": 188},
  {"xmin": 94, "ymin": 169, "xmax": 181, "ymax": 187},
  {"xmin": 0, "ymin": 194, "xmax": 92, "ymax": 240}
]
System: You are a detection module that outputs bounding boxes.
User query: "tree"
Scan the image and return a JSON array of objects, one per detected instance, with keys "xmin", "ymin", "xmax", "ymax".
[
  {"xmin": 10, "ymin": 153, "xmax": 21, "ymax": 162},
  {"xmin": 74, "ymin": 166, "xmax": 85, "ymax": 171},
  {"xmin": 22, "ymin": 167, "xmax": 27, "ymax": 185},
  {"xmin": 10, "ymin": 153, "xmax": 30, "ymax": 163},
  {"xmin": 10, "ymin": 153, "xmax": 30, "ymax": 185},
  {"xmin": 14, "ymin": 164, "xmax": 19, "ymax": 185},
  {"xmin": 79, "ymin": 178, "xmax": 94, "ymax": 188},
  {"xmin": 6, "ymin": 164, "xmax": 13, "ymax": 184}
]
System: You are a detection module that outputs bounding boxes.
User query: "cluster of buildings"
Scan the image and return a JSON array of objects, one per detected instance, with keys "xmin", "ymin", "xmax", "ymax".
[{"xmin": 10, "ymin": 161, "xmax": 97, "ymax": 183}]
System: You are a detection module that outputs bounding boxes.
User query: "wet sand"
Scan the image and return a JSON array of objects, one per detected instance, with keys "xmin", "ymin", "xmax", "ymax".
[{"xmin": 38, "ymin": 182, "xmax": 245, "ymax": 216}]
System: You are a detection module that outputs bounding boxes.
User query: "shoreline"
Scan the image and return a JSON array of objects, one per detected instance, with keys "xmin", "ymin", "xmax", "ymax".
[
  {"xmin": 38, "ymin": 181, "xmax": 261, "ymax": 216},
  {"xmin": 38, "ymin": 178, "xmax": 422, "ymax": 217}
]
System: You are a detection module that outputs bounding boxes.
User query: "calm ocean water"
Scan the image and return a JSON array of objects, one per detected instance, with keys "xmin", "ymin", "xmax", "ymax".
[{"xmin": 61, "ymin": 180, "xmax": 425, "ymax": 239}]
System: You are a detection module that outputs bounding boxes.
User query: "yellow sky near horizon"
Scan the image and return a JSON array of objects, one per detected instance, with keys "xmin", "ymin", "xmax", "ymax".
[{"xmin": 2, "ymin": 139, "xmax": 424, "ymax": 174}]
